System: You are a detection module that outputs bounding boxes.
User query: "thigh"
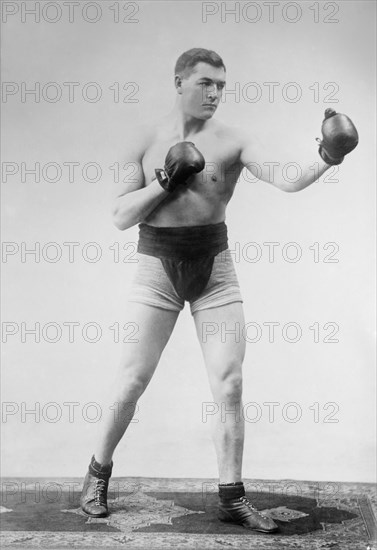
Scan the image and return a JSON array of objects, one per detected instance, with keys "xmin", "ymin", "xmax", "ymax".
[
  {"xmin": 190, "ymin": 250, "xmax": 243, "ymax": 315},
  {"xmin": 128, "ymin": 253, "xmax": 184, "ymax": 312},
  {"xmin": 193, "ymin": 301, "xmax": 246, "ymax": 384},
  {"xmin": 117, "ymin": 301, "xmax": 179, "ymax": 381}
]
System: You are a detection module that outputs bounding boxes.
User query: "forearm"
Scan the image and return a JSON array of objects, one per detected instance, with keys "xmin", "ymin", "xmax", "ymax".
[
  {"xmin": 245, "ymin": 110, "xmax": 358, "ymax": 193},
  {"xmin": 278, "ymin": 157, "xmax": 331, "ymax": 193},
  {"xmin": 113, "ymin": 179, "xmax": 169, "ymax": 230}
]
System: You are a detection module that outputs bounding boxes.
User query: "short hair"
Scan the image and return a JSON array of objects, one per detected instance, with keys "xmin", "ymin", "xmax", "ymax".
[{"xmin": 175, "ymin": 48, "xmax": 226, "ymax": 78}]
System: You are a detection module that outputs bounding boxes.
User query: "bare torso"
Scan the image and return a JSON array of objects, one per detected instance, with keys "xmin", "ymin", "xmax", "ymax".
[{"xmin": 141, "ymin": 118, "xmax": 243, "ymax": 226}]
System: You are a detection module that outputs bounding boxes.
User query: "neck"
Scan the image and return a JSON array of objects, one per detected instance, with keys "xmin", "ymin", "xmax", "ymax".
[{"xmin": 170, "ymin": 99, "xmax": 208, "ymax": 140}]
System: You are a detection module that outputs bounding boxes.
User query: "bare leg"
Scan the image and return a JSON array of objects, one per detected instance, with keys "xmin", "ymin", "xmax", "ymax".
[
  {"xmin": 94, "ymin": 302, "xmax": 179, "ymax": 465},
  {"xmin": 193, "ymin": 302, "xmax": 246, "ymax": 483}
]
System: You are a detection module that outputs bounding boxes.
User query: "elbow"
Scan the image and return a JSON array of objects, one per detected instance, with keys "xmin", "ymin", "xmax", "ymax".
[
  {"xmin": 113, "ymin": 219, "xmax": 128, "ymax": 231},
  {"xmin": 269, "ymin": 180, "xmax": 299, "ymax": 193},
  {"xmin": 112, "ymin": 205, "xmax": 130, "ymax": 231},
  {"xmin": 280, "ymin": 182, "xmax": 300, "ymax": 193},
  {"xmin": 113, "ymin": 216, "xmax": 132, "ymax": 231},
  {"xmin": 112, "ymin": 205, "xmax": 140, "ymax": 231}
]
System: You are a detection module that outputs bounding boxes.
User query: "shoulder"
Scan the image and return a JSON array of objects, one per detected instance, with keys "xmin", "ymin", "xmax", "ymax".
[
  {"xmin": 127, "ymin": 122, "xmax": 157, "ymax": 151},
  {"xmin": 126, "ymin": 114, "xmax": 178, "ymax": 149},
  {"xmin": 119, "ymin": 121, "xmax": 160, "ymax": 163}
]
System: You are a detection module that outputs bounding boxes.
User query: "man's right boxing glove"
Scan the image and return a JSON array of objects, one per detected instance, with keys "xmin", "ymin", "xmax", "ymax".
[
  {"xmin": 155, "ymin": 141, "xmax": 205, "ymax": 192},
  {"xmin": 317, "ymin": 108, "xmax": 359, "ymax": 165}
]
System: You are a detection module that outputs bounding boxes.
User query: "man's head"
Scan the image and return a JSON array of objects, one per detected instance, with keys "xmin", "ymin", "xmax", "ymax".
[{"xmin": 174, "ymin": 48, "xmax": 226, "ymax": 119}]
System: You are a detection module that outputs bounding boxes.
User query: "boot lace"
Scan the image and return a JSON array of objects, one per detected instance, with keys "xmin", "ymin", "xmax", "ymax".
[
  {"xmin": 94, "ymin": 479, "xmax": 107, "ymax": 507},
  {"xmin": 239, "ymin": 496, "xmax": 264, "ymax": 518}
]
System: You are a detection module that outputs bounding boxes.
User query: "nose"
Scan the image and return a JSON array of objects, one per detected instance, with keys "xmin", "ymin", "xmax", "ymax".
[{"xmin": 207, "ymin": 84, "xmax": 219, "ymax": 99}]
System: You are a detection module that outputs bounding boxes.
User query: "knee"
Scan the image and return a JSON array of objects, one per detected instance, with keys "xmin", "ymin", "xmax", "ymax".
[
  {"xmin": 116, "ymin": 363, "xmax": 154, "ymax": 399},
  {"xmin": 222, "ymin": 375, "xmax": 243, "ymax": 402},
  {"xmin": 212, "ymin": 364, "xmax": 243, "ymax": 403}
]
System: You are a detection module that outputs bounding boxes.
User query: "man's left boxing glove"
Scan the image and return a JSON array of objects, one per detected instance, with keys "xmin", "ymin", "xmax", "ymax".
[
  {"xmin": 155, "ymin": 142, "xmax": 205, "ymax": 192},
  {"xmin": 317, "ymin": 108, "xmax": 359, "ymax": 165}
]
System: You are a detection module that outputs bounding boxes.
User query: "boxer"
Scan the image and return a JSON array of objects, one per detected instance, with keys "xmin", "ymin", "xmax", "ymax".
[{"xmin": 80, "ymin": 48, "xmax": 358, "ymax": 533}]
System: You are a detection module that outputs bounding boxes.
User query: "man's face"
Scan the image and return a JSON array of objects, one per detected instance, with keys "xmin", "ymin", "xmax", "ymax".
[{"xmin": 177, "ymin": 62, "xmax": 226, "ymax": 120}]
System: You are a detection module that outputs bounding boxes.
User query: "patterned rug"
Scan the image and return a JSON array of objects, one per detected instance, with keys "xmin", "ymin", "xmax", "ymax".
[{"xmin": 1, "ymin": 477, "xmax": 376, "ymax": 549}]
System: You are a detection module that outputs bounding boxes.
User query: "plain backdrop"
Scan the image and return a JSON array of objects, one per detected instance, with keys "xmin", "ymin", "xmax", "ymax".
[{"xmin": 1, "ymin": 0, "xmax": 376, "ymax": 483}]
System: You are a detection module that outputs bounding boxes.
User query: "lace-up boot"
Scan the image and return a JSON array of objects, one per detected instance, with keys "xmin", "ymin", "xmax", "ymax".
[
  {"xmin": 80, "ymin": 455, "xmax": 113, "ymax": 518},
  {"xmin": 218, "ymin": 482, "xmax": 278, "ymax": 533}
]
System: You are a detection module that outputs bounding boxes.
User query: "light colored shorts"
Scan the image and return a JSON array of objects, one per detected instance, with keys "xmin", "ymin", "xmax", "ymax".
[{"xmin": 128, "ymin": 249, "xmax": 243, "ymax": 315}]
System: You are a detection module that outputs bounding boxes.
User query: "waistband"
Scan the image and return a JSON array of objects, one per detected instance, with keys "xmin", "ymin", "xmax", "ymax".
[{"xmin": 137, "ymin": 222, "xmax": 228, "ymax": 259}]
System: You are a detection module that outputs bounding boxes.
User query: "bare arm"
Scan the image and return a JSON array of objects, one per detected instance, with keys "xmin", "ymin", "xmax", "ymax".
[
  {"xmin": 113, "ymin": 179, "xmax": 169, "ymax": 231},
  {"xmin": 239, "ymin": 132, "xmax": 331, "ymax": 193},
  {"xmin": 112, "ymin": 128, "xmax": 169, "ymax": 230}
]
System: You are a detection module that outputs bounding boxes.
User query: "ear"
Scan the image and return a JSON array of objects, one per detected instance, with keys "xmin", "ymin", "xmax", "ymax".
[{"xmin": 175, "ymin": 74, "xmax": 183, "ymax": 94}]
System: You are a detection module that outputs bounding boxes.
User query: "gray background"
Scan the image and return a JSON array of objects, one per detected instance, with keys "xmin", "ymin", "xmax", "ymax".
[{"xmin": 1, "ymin": 1, "xmax": 376, "ymax": 482}]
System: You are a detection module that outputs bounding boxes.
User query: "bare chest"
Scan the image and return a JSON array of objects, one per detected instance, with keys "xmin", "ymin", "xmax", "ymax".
[{"xmin": 142, "ymin": 132, "xmax": 243, "ymax": 197}]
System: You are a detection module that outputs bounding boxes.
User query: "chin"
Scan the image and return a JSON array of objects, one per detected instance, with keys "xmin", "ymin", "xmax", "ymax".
[{"xmin": 199, "ymin": 110, "xmax": 215, "ymax": 120}]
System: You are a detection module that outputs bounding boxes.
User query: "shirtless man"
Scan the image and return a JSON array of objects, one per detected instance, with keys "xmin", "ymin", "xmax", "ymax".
[{"xmin": 80, "ymin": 48, "xmax": 358, "ymax": 533}]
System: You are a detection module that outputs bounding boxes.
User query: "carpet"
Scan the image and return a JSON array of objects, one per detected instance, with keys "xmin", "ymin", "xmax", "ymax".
[{"xmin": 1, "ymin": 477, "xmax": 376, "ymax": 549}]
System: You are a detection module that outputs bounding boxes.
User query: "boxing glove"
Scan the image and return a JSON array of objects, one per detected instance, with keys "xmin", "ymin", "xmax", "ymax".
[
  {"xmin": 155, "ymin": 142, "xmax": 205, "ymax": 192},
  {"xmin": 317, "ymin": 108, "xmax": 359, "ymax": 165}
]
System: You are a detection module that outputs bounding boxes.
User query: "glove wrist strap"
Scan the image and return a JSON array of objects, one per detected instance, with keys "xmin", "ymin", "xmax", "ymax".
[
  {"xmin": 155, "ymin": 169, "xmax": 175, "ymax": 192},
  {"xmin": 317, "ymin": 140, "xmax": 344, "ymax": 166}
]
